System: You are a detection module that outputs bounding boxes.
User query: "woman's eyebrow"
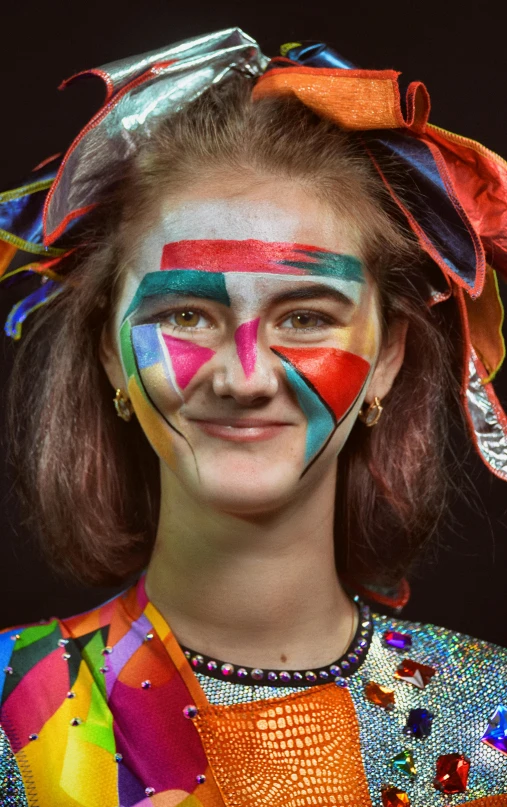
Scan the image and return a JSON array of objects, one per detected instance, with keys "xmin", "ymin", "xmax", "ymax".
[
  {"xmin": 269, "ymin": 284, "xmax": 355, "ymax": 308},
  {"xmin": 123, "ymin": 269, "xmax": 231, "ymax": 321}
]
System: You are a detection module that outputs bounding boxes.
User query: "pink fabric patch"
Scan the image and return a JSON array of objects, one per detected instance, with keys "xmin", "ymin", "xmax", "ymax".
[
  {"xmin": 2, "ymin": 648, "xmax": 70, "ymax": 753},
  {"xmin": 162, "ymin": 334, "xmax": 215, "ymax": 390},
  {"xmin": 234, "ymin": 318, "xmax": 260, "ymax": 378}
]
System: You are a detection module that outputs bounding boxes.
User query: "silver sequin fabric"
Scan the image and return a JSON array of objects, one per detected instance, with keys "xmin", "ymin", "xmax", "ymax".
[
  {"xmin": 0, "ymin": 724, "xmax": 28, "ymax": 806},
  {"xmin": 196, "ymin": 613, "xmax": 507, "ymax": 804}
]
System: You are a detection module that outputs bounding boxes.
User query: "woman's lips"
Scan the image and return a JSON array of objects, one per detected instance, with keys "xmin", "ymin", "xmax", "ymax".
[{"xmin": 189, "ymin": 418, "xmax": 292, "ymax": 442}]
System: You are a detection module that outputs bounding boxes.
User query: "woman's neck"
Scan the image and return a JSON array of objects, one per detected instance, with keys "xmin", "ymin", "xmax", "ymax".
[{"xmin": 145, "ymin": 462, "xmax": 356, "ymax": 670}]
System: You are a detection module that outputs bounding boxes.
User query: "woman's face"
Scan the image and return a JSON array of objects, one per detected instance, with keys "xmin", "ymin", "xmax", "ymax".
[{"xmin": 104, "ymin": 177, "xmax": 396, "ymax": 514}]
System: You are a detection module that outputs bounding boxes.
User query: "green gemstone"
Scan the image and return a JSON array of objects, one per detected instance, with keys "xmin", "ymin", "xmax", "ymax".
[{"xmin": 391, "ymin": 749, "xmax": 417, "ymax": 777}]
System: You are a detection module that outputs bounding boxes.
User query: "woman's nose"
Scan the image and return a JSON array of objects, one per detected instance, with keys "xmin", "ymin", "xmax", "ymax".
[{"xmin": 212, "ymin": 318, "xmax": 279, "ymax": 402}]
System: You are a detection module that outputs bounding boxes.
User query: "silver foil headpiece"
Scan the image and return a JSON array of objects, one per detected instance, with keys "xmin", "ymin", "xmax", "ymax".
[{"xmin": 43, "ymin": 28, "xmax": 268, "ymax": 245}]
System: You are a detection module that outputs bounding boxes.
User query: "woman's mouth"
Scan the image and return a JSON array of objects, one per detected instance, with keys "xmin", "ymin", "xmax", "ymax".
[{"xmin": 189, "ymin": 418, "xmax": 292, "ymax": 442}]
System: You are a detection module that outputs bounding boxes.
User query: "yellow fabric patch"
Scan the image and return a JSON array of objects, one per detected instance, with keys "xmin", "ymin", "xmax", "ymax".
[
  {"xmin": 18, "ymin": 659, "xmax": 117, "ymax": 806},
  {"xmin": 152, "ymin": 793, "xmax": 203, "ymax": 806},
  {"xmin": 465, "ymin": 265, "xmax": 505, "ymax": 382}
]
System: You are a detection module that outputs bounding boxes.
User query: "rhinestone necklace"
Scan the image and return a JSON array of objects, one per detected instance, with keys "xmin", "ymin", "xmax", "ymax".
[{"xmin": 180, "ymin": 598, "xmax": 373, "ymax": 688}]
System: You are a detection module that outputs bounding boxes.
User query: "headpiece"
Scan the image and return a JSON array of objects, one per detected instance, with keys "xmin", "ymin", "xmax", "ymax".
[{"xmin": 1, "ymin": 27, "xmax": 507, "ymax": 501}]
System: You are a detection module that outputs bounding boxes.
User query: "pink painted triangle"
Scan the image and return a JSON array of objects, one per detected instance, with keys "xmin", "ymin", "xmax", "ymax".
[
  {"xmin": 234, "ymin": 318, "xmax": 260, "ymax": 378},
  {"xmin": 162, "ymin": 333, "xmax": 215, "ymax": 390}
]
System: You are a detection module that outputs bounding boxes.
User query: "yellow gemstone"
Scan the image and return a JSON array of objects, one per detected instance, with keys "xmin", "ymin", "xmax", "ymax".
[
  {"xmin": 382, "ymin": 785, "xmax": 411, "ymax": 807},
  {"xmin": 364, "ymin": 681, "xmax": 395, "ymax": 709}
]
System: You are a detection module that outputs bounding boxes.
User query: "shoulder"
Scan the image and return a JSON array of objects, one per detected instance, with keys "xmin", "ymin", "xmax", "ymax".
[
  {"xmin": 372, "ymin": 611, "xmax": 507, "ymax": 687},
  {"xmin": 346, "ymin": 612, "xmax": 507, "ymax": 799},
  {"xmin": 0, "ymin": 588, "xmax": 128, "ymax": 724},
  {"xmin": 0, "ymin": 618, "xmax": 66, "ymax": 704}
]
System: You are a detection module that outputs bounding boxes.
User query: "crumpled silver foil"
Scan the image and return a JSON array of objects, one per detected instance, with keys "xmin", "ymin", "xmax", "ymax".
[
  {"xmin": 44, "ymin": 28, "xmax": 268, "ymax": 243},
  {"xmin": 466, "ymin": 349, "xmax": 507, "ymax": 480}
]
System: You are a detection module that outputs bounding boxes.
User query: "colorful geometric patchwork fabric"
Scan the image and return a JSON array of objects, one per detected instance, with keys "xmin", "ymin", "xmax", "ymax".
[{"xmin": 0, "ymin": 574, "xmax": 506, "ymax": 806}]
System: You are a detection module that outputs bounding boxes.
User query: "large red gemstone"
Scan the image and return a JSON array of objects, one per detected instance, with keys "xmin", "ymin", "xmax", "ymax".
[
  {"xmin": 381, "ymin": 785, "xmax": 411, "ymax": 806},
  {"xmin": 394, "ymin": 659, "xmax": 436, "ymax": 688},
  {"xmin": 433, "ymin": 753, "xmax": 470, "ymax": 794}
]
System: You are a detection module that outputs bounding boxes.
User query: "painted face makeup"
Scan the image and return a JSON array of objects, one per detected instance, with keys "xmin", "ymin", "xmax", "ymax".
[{"xmin": 118, "ymin": 237, "xmax": 375, "ymax": 477}]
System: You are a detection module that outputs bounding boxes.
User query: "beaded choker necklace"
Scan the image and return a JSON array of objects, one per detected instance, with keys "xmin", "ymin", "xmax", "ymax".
[{"xmin": 180, "ymin": 599, "xmax": 373, "ymax": 688}]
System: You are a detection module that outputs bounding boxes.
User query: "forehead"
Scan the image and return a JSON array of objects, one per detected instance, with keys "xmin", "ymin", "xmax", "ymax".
[
  {"xmin": 116, "ymin": 196, "xmax": 367, "ymax": 329},
  {"xmin": 132, "ymin": 197, "xmax": 358, "ymax": 272}
]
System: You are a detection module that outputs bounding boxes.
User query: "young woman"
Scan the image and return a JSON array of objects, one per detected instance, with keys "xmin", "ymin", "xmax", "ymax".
[{"xmin": 0, "ymin": 28, "xmax": 506, "ymax": 807}]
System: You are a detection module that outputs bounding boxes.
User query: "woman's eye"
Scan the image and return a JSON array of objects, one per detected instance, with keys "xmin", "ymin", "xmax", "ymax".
[
  {"xmin": 280, "ymin": 312, "xmax": 329, "ymax": 330},
  {"xmin": 166, "ymin": 309, "xmax": 208, "ymax": 329}
]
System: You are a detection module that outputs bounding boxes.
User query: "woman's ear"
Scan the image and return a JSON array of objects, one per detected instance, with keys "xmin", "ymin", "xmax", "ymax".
[
  {"xmin": 99, "ymin": 321, "xmax": 126, "ymax": 392},
  {"xmin": 365, "ymin": 317, "xmax": 409, "ymax": 404}
]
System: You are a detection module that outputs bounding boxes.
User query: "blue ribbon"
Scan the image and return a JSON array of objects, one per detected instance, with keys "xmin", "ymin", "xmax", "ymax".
[{"xmin": 281, "ymin": 43, "xmax": 479, "ymax": 293}]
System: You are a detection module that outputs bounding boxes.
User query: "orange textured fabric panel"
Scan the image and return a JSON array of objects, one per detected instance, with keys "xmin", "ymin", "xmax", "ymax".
[
  {"xmin": 464, "ymin": 799, "xmax": 507, "ymax": 806},
  {"xmin": 252, "ymin": 69, "xmax": 404, "ymax": 131},
  {"xmin": 465, "ymin": 264, "xmax": 506, "ymax": 381},
  {"xmin": 193, "ymin": 682, "xmax": 372, "ymax": 807}
]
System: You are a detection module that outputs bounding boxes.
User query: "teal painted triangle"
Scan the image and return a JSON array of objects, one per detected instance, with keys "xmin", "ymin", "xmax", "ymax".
[{"xmin": 277, "ymin": 356, "xmax": 335, "ymax": 463}]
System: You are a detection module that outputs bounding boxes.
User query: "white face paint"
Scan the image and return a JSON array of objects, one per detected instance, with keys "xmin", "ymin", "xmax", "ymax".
[{"xmin": 112, "ymin": 182, "xmax": 382, "ymax": 514}]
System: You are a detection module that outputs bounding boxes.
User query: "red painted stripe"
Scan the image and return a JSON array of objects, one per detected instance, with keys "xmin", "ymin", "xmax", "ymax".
[{"xmin": 160, "ymin": 239, "xmax": 330, "ymax": 274}]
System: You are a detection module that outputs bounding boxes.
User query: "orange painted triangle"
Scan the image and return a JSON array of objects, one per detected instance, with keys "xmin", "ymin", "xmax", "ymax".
[{"xmin": 273, "ymin": 346, "xmax": 371, "ymax": 421}]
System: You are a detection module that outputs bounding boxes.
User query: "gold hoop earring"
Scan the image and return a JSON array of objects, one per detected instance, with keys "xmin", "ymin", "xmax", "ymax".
[
  {"xmin": 358, "ymin": 396, "xmax": 383, "ymax": 427},
  {"xmin": 114, "ymin": 388, "xmax": 134, "ymax": 422}
]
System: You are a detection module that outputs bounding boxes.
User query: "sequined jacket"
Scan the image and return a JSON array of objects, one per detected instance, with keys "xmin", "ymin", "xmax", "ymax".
[{"xmin": 0, "ymin": 573, "xmax": 506, "ymax": 807}]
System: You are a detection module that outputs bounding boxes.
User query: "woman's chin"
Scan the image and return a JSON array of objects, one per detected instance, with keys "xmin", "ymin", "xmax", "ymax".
[{"xmin": 188, "ymin": 457, "xmax": 305, "ymax": 516}]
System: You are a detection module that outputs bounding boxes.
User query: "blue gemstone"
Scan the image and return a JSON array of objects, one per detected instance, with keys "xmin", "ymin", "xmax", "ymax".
[
  {"xmin": 384, "ymin": 630, "xmax": 412, "ymax": 650},
  {"xmin": 481, "ymin": 705, "xmax": 507, "ymax": 754},
  {"xmin": 403, "ymin": 707, "xmax": 434, "ymax": 739}
]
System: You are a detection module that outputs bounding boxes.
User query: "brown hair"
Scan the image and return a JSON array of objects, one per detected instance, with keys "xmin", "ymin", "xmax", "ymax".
[{"xmin": 6, "ymin": 74, "xmax": 464, "ymax": 588}]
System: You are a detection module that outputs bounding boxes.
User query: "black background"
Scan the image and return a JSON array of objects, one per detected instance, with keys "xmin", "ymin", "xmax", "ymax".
[{"xmin": 1, "ymin": 0, "xmax": 506, "ymax": 643}]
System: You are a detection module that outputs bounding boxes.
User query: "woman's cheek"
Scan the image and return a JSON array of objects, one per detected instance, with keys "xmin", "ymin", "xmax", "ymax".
[
  {"xmin": 127, "ymin": 373, "xmax": 179, "ymax": 470},
  {"xmin": 119, "ymin": 322, "xmax": 189, "ymax": 469},
  {"xmin": 272, "ymin": 344, "xmax": 371, "ymax": 472}
]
